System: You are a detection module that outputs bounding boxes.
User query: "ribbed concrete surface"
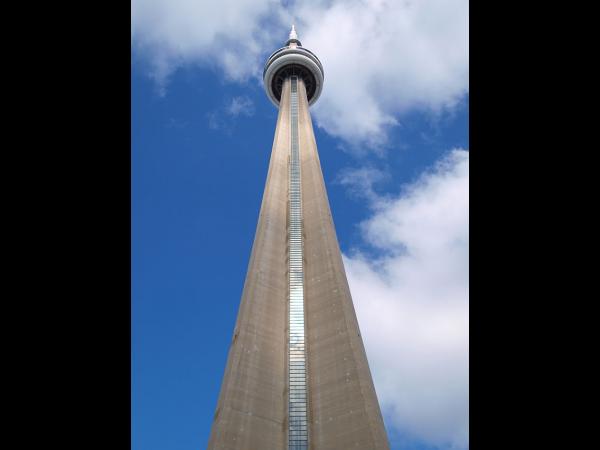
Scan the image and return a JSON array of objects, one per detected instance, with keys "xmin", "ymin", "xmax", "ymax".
[{"xmin": 208, "ymin": 78, "xmax": 389, "ymax": 449}]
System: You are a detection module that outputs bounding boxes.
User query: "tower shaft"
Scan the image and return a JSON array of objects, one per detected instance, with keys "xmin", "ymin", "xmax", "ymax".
[{"xmin": 208, "ymin": 77, "xmax": 389, "ymax": 449}]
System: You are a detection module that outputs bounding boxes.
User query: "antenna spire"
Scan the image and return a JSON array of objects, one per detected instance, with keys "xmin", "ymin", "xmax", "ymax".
[{"xmin": 289, "ymin": 24, "xmax": 298, "ymax": 41}]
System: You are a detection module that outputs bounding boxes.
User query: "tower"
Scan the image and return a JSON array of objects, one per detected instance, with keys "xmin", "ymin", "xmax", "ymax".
[{"xmin": 208, "ymin": 26, "xmax": 390, "ymax": 450}]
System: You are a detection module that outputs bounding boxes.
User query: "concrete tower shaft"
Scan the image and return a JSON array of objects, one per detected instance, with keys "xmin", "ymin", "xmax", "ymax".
[{"xmin": 208, "ymin": 28, "xmax": 389, "ymax": 450}]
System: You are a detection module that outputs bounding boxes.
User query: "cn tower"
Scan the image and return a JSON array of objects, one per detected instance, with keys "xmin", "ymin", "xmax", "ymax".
[{"xmin": 207, "ymin": 26, "xmax": 390, "ymax": 450}]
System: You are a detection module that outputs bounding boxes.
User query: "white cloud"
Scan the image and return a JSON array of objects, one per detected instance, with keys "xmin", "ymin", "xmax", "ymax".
[
  {"xmin": 131, "ymin": 0, "xmax": 468, "ymax": 148},
  {"xmin": 131, "ymin": 0, "xmax": 284, "ymax": 93},
  {"xmin": 207, "ymin": 96, "xmax": 256, "ymax": 132},
  {"xmin": 226, "ymin": 96, "xmax": 255, "ymax": 117},
  {"xmin": 298, "ymin": 0, "xmax": 469, "ymax": 149},
  {"xmin": 343, "ymin": 149, "xmax": 469, "ymax": 448},
  {"xmin": 336, "ymin": 165, "xmax": 389, "ymax": 202}
]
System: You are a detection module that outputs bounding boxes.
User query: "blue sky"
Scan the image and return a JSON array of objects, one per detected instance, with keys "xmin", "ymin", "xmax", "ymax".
[{"xmin": 132, "ymin": 1, "xmax": 469, "ymax": 449}]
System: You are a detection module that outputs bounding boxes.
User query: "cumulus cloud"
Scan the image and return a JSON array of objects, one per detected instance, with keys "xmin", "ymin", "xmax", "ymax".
[
  {"xmin": 299, "ymin": 0, "xmax": 469, "ymax": 149},
  {"xmin": 131, "ymin": 0, "xmax": 468, "ymax": 148},
  {"xmin": 131, "ymin": 0, "xmax": 284, "ymax": 93},
  {"xmin": 343, "ymin": 149, "xmax": 469, "ymax": 448}
]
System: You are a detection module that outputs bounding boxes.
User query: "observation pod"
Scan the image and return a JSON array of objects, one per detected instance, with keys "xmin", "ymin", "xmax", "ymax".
[{"xmin": 263, "ymin": 25, "xmax": 325, "ymax": 107}]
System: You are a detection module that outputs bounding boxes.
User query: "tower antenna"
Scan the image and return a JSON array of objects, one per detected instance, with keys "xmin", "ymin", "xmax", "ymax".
[{"xmin": 289, "ymin": 24, "xmax": 298, "ymax": 41}]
